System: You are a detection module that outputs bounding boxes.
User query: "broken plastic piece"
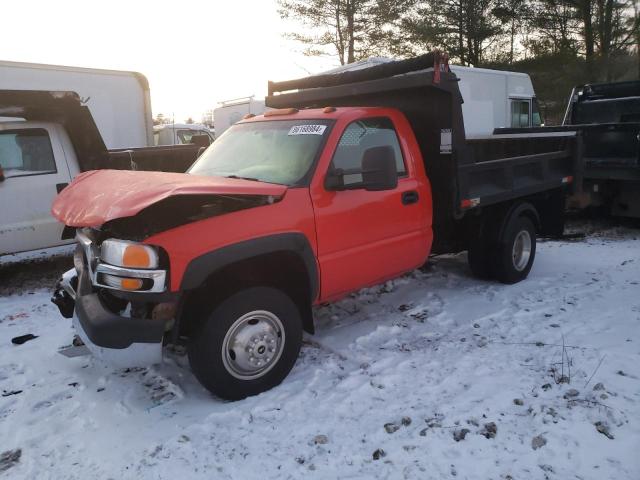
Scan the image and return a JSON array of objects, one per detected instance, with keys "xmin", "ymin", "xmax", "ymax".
[{"xmin": 11, "ymin": 334, "xmax": 38, "ymax": 345}]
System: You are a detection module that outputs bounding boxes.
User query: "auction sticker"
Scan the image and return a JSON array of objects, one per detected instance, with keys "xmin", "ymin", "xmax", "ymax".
[{"xmin": 288, "ymin": 124, "xmax": 327, "ymax": 135}]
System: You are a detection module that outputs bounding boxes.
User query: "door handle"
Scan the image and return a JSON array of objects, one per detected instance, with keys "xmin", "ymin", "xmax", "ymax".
[{"xmin": 401, "ymin": 190, "xmax": 419, "ymax": 205}]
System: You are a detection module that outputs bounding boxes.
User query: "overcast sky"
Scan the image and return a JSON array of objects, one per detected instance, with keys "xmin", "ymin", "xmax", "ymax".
[{"xmin": 2, "ymin": 0, "xmax": 340, "ymax": 121}]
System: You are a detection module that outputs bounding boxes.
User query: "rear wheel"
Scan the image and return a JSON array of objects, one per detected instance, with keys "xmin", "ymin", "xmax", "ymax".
[
  {"xmin": 494, "ymin": 216, "xmax": 536, "ymax": 284},
  {"xmin": 188, "ymin": 287, "xmax": 303, "ymax": 400}
]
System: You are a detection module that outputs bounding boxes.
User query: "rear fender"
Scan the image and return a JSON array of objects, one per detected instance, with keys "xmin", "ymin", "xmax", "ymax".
[{"xmin": 497, "ymin": 202, "xmax": 540, "ymax": 242}]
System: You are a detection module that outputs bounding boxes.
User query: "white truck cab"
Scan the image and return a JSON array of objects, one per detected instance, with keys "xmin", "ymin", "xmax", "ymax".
[
  {"xmin": 0, "ymin": 121, "xmax": 79, "ymax": 254},
  {"xmin": 450, "ymin": 66, "xmax": 543, "ymax": 137},
  {"xmin": 0, "ymin": 59, "xmax": 153, "ymax": 257},
  {"xmin": 0, "ymin": 90, "xmax": 201, "ymax": 257}
]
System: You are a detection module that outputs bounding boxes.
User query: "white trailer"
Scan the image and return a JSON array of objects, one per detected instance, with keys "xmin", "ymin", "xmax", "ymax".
[
  {"xmin": 213, "ymin": 96, "xmax": 267, "ymax": 137},
  {"xmin": 0, "ymin": 60, "xmax": 153, "ymax": 148}
]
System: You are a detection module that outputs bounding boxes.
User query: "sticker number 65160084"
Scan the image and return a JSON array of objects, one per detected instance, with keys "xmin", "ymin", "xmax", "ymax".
[{"xmin": 288, "ymin": 125, "xmax": 327, "ymax": 135}]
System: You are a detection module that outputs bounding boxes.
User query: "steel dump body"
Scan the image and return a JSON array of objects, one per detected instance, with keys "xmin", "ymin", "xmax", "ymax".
[{"xmin": 266, "ymin": 56, "xmax": 579, "ymax": 252}]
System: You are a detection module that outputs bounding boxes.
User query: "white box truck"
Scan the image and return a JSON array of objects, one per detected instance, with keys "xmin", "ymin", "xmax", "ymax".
[
  {"xmin": 0, "ymin": 60, "xmax": 153, "ymax": 148},
  {"xmin": 213, "ymin": 96, "xmax": 267, "ymax": 137}
]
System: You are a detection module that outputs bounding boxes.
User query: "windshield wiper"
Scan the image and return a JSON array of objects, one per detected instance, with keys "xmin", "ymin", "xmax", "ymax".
[{"xmin": 226, "ymin": 175, "xmax": 261, "ymax": 182}]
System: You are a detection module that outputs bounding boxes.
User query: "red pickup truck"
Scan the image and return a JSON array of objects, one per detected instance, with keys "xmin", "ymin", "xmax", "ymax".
[{"xmin": 52, "ymin": 54, "xmax": 580, "ymax": 400}]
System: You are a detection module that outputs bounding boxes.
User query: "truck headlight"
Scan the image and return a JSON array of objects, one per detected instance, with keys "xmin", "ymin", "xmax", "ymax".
[{"xmin": 101, "ymin": 239, "xmax": 159, "ymax": 269}]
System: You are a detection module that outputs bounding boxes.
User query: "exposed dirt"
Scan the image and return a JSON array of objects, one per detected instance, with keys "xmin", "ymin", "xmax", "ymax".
[{"xmin": 0, "ymin": 250, "xmax": 73, "ymax": 297}]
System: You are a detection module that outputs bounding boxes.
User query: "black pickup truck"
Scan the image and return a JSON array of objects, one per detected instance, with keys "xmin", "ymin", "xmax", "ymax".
[{"xmin": 498, "ymin": 80, "xmax": 640, "ymax": 218}]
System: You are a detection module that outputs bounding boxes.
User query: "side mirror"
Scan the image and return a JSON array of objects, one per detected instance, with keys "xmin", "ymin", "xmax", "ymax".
[
  {"xmin": 325, "ymin": 145, "xmax": 398, "ymax": 192},
  {"xmin": 361, "ymin": 145, "xmax": 398, "ymax": 191}
]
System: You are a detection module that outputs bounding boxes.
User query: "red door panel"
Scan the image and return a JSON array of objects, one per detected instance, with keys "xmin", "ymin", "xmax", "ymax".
[{"xmin": 310, "ymin": 110, "xmax": 432, "ymax": 302}]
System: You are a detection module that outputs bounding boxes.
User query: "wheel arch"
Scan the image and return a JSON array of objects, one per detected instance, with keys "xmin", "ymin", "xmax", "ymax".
[
  {"xmin": 178, "ymin": 233, "xmax": 318, "ymax": 335},
  {"xmin": 497, "ymin": 201, "xmax": 540, "ymax": 241}
]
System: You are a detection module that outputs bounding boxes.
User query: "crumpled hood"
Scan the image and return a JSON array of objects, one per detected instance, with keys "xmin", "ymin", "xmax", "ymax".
[{"xmin": 52, "ymin": 169, "xmax": 288, "ymax": 227}]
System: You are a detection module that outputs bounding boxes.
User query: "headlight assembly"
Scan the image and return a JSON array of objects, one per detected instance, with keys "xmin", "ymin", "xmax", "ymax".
[{"xmin": 101, "ymin": 239, "xmax": 159, "ymax": 269}]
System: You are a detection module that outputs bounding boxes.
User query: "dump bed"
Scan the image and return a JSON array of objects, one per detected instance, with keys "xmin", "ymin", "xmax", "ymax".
[
  {"xmin": 562, "ymin": 80, "xmax": 640, "ymax": 182},
  {"xmin": 266, "ymin": 54, "xmax": 580, "ymax": 251}
]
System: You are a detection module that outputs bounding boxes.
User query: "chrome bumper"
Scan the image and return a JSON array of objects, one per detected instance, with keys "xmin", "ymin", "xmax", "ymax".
[{"xmin": 72, "ymin": 313, "xmax": 163, "ymax": 368}]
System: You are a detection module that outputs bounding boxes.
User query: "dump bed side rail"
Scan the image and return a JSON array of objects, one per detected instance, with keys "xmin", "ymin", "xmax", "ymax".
[{"xmin": 457, "ymin": 132, "xmax": 581, "ymax": 211}]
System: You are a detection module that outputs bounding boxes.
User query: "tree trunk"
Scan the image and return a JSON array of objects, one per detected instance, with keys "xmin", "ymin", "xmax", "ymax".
[
  {"xmin": 599, "ymin": 0, "xmax": 614, "ymax": 80},
  {"xmin": 581, "ymin": 0, "xmax": 594, "ymax": 62},
  {"xmin": 458, "ymin": 0, "xmax": 465, "ymax": 65},
  {"xmin": 346, "ymin": 0, "xmax": 355, "ymax": 64},
  {"xmin": 335, "ymin": 0, "xmax": 345, "ymax": 65},
  {"xmin": 510, "ymin": 19, "xmax": 515, "ymax": 64}
]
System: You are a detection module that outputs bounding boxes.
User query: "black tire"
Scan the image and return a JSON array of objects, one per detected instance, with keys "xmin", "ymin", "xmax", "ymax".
[
  {"xmin": 494, "ymin": 216, "xmax": 536, "ymax": 284},
  {"xmin": 188, "ymin": 286, "xmax": 303, "ymax": 400}
]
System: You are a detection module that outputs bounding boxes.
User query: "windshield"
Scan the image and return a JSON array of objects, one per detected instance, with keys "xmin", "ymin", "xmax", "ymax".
[{"xmin": 189, "ymin": 119, "xmax": 332, "ymax": 185}]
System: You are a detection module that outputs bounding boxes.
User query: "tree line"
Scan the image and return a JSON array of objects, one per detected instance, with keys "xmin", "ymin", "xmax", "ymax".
[{"xmin": 278, "ymin": 0, "xmax": 639, "ymax": 120}]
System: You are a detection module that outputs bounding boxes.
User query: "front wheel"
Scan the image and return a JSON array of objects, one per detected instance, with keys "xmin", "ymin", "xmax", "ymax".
[
  {"xmin": 494, "ymin": 216, "xmax": 536, "ymax": 284},
  {"xmin": 188, "ymin": 287, "xmax": 303, "ymax": 400}
]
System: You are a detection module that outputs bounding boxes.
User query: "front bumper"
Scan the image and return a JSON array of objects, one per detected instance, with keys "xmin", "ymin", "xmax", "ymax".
[
  {"xmin": 54, "ymin": 264, "xmax": 166, "ymax": 367},
  {"xmin": 72, "ymin": 312, "xmax": 162, "ymax": 368}
]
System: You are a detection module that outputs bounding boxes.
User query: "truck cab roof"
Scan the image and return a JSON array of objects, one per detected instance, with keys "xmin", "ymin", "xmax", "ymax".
[{"xmin": 238, "ymin": 106, "xmax": 378, "ymax": 124}]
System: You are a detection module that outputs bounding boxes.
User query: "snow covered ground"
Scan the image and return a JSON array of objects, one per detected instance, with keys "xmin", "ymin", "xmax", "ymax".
[{"xmin": 1, "ymin": 224, "xmax": 639, "ymax": 479}]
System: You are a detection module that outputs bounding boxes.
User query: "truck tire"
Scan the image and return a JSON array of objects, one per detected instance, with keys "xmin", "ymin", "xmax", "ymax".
[
  {"xmin": 494, "ymin": 216, "xmax": 536, "ymax": 284},
  {"xmin": 188, "ymin": 286, "xmax": 303, "ymax": 400}
]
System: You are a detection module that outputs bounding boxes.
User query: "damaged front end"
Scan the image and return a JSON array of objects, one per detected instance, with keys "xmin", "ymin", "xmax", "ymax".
[
  {"xmin": 50, "ymin": 169, "xmax": 287, "ymax": 367},
  {"xmin": 52, "ymin": 229, "xmax": 176, "ymax": 367}
]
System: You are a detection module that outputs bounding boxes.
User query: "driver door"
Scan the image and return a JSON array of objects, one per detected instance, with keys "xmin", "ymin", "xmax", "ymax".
[{"xmin": 311, "ymin": 116, "xmax": 430, "ymax": 301}]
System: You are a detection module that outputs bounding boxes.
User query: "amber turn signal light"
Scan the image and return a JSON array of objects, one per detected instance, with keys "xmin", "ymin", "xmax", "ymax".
[
  {"xmin": 120, "ymin": 278, "xmax": 144, "ymax": 291},
  {"xmin": 122, "ymin": 244, "xmax": 153, "ymax": 268}
]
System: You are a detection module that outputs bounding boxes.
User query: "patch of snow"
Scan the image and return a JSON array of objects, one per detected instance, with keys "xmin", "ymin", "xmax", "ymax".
[{"xmin": 0, "ymin": 229, "xmax": 639, "ymax": 479}]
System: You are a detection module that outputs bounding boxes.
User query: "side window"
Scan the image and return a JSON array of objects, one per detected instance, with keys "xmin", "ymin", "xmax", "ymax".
[
  {"xmin": 177, "ymin": 129, "xmax": 194, "ymax": 144},
  {"xmin": 331, "ymin": 117, "xmax": 406, "ymax": 186},
  {"xmin": 532, "ymin": 98, "xmax": 543, "ymax": 126},
  {"xmin": 0, "ymin": 129, "xmax": 56, "ymax": 178},
  {"xmin": 510, "ymin": 100, "xmax": 531, "ymax": 128}
]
